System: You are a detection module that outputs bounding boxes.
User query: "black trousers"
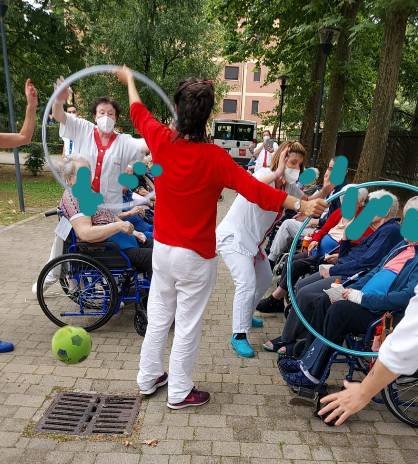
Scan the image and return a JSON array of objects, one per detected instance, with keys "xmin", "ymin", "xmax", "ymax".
[
  {"xmin": 301, "ymin": 300, "xmax": 379, "ymax": 379},
  {"xmin": 278, "ymin": 251, "xmax": 320, "ymax": 291},
  {"xmin": 125, "ymin": 241, "xmax": 153, "ymax": 277},
  {"xmin": 281, "ymin": 274, "xmax": 336, "ymax": 347}
]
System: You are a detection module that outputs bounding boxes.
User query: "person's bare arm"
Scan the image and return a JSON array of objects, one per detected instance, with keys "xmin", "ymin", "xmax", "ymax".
[
  {"xmin": 115, "ymin": 66, "xmax": 142, "ymax": 105},
  {"xmin": 318, "ymin": 360, "xmax": 398, "ymax": 426},
  {"xmin": 52, "ymin": 76, "xmax": 71, "ymax": 124},
  {"xmin": 0, "ymin": 79, "xmax": 38, "ymax": 149},
  {"xmin": 71, "ymin": 216, "xmax": 134, "ymax": 243},
  {"xmin": 253, "ymin": 143, "xmax": 263, "ymax": 156}
]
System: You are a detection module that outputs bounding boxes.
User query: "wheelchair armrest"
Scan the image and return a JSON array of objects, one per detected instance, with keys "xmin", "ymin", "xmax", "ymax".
[{"xmin": 75, "ymin": 241, "xmax": 131, "ymax": 269}]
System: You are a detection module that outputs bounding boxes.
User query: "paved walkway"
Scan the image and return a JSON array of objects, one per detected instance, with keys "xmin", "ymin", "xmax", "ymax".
[
  {"xmin": 0, "ymin": 190, "xmax": 416, "ymax": 464},
  {"xmin": 0, "ymin": 151, "xmax": 60, "ymax": 170}
]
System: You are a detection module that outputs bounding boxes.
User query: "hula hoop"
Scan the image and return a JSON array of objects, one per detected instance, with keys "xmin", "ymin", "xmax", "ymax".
[
  {"xmin": 41, "ymin": 64, "xmax": 176, "ymax": 211},
  {"xmin": 286, "ymin": 180, "xmax": 418, "ymax": 358}
]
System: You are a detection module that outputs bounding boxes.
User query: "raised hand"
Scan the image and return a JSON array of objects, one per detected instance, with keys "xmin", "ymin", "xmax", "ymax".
[
  {"xmin": 25, "ymin": 79, "xmax": 38, "ymax": 108},
  {"xmin": 54, "ymin": 76, "xmax": 71, "ymax": 103},
  {"xmin": 115, "ymin": 65, "xmax": 134, "ymax": 86}
]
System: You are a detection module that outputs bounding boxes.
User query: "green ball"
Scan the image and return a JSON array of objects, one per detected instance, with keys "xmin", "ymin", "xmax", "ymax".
[{"xmin": 51, "ymin": 326, "xmax": 92, "ymax": 364}]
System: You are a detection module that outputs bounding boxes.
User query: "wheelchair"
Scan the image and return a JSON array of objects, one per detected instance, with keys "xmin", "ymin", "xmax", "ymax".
[
  {"xmin": 289, "ymin": 313, "xmax": 418, "ymax": 428},
  {"xmin": 35, "ymin": 210, "xmax": 151, "ymax": 336}
]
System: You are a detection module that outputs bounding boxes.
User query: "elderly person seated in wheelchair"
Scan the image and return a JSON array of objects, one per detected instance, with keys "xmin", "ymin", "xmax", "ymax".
[
  {"xmin": 263, "ymin": 190, "xmax": 403, "ymax": 355},
  {"xmin": 259, "ymin": 189, "xmax": 400, "ymax": 316},
  {"xmin": 258, "ymin": 185, "xmax": 370, "ymax": 316},
  {"xmin": 60, "ymin": 156, "xmax": 153, "ymax": 276},
  {"xmin": 278, "ymin": 196, "xmax": 418, "ymax": 389}
]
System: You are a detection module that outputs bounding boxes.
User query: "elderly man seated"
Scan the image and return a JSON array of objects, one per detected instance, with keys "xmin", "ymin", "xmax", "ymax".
[{"xmin": 278, "ymin": 196, "xmax": 418, "ymax": 389}]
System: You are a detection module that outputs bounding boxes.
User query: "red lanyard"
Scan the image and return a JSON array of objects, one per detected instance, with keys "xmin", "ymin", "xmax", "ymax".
[
  {"xmin": 263, "ymin": 149, "xmax": 268, "ymax": 167},
  {"xmin": 92, "ymin": 128, "xmax": 118, "ymax": 193}
]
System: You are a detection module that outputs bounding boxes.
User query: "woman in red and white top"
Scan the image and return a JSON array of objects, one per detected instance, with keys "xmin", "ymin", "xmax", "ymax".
[
  {"xmin": 253, "ymin": 129, "xmax": 279, "ymax": 171},
  {"xmin": 116, "ymin": 66, "xmax": 327, "ymax": 410}
]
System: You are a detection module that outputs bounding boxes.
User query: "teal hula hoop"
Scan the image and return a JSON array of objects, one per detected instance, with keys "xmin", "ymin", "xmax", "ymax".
[{"xmin": 286, "ymin": 180, "xmax": 418, "ymax": 358}]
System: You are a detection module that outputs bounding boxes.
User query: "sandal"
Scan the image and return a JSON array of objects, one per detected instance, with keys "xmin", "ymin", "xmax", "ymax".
[{"xmin": 262, "ymin": 336, "xmax": 286, "ymax": 352}]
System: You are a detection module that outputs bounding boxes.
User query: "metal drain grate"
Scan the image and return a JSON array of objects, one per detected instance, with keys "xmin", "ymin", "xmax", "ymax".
[{"xmin": 36, "ymin": 392, "xmax": 140, "ymax": 435}]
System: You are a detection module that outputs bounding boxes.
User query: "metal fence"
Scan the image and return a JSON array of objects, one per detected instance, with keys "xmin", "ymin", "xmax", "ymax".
[{"xmin": 335, "ymin": 131, "xmax": 418, "ymax": 186}]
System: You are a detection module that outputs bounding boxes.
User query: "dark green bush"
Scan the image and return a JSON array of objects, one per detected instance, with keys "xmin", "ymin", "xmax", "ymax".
[{"xmin": 25, "ymin": 143, "xmax": 45, "ymax": 176}]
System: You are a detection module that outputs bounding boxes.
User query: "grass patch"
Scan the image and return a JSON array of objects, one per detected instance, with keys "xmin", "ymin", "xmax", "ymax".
[{"xmin": 0, "ymin": 165, "xmax": 63, "ymax": 225}]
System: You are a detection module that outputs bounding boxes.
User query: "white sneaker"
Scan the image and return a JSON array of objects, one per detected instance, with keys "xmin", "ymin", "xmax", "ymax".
[{"xmin": 32, "ymin": 279, "xmax": 57, "ymax": 295}]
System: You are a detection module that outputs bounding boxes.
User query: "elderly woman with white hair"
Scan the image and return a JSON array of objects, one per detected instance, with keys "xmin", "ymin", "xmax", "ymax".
[
  {"xmin": 258, "ymin": 185, "xmax": 370, "ymax": 316},
  {"xmin": 280, "ymin": 196, "xmax": 418, "ymax": 389},
  {"xmin": 59, "ymin": 156, "xmax": 153, "ymax": 276},
  {"xmin": 262, "ymin": 188, "xmax": 403, "ymax": 354}
]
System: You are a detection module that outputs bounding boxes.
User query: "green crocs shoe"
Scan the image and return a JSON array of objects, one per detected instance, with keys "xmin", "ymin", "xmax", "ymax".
[{"xmin": 230, "ymin": 335, "xmax": 255, "ymax": 358}]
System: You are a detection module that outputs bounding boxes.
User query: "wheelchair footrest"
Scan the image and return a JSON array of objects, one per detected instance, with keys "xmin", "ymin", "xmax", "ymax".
[{"xmin": 290, "ymin": 384, "xmax": 328, "ymax": 400}]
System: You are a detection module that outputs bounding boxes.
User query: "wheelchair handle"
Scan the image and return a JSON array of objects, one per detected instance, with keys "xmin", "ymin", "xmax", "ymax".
[{"xmin": 44, "ymin": 208, "xmax": 58, "ymax": 217}]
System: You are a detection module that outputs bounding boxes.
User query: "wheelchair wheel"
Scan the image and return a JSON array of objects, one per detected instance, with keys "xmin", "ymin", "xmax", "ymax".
[
  {"xmin": 381, "ymin": 374, "xmax": 418, "ymax": 427},
  {"xmin": 134, "ymin": 300, "xmax": 148, "ymax": 336},
  {"xmin": 37, "ymin": 253, "xmax": 118, "ymax": 332}
]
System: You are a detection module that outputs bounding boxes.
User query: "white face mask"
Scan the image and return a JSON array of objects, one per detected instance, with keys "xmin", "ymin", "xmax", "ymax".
[
  {"xmin": 96, "ymin": 115, "xmax": 115, "ymax": 134},
  {"xmin": 263, "ymin": 135, "xmax": 270, "ymax": 142},
  {"xmin": 284, "ymin": 168, "xmax": 300, "ymax": 184}
]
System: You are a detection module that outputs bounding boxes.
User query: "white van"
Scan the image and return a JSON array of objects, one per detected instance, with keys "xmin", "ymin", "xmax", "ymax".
[{"xmin": 212, "ymin": 120, "xmax": 257, "ymax": 161}]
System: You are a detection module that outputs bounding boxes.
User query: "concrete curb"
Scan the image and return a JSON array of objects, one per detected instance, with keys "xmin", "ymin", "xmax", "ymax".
[{"xmin": 0, "ymin": 211, "xmax": 44, "ymax": 235}]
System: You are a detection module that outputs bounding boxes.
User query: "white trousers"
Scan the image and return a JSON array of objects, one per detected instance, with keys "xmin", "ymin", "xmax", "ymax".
[
  {"xmin": 137, "ymin": 241, "xmax": 217, "ymax": 403},
  {"xmin": 217, "ymin": 237, "xmax": 272, "ymax": 334},
  {"xmin": 268, "ymin": 218, "xmax": 314, "ymax": 262},
  {"xmin": 46, "ymin": 236, "xmax": 64, "ymax": 282}
]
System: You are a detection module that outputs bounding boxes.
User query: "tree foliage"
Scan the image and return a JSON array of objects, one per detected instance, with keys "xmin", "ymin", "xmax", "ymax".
[
  {"xmin": 208, "ymin": 0, "xmax": 417, "ymax": 136},
  {"xmin": 2, "ymin": 0, "xmax": 223, "ymax": 131}
]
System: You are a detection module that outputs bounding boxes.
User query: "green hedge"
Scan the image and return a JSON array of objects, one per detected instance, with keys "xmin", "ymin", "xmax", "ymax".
[{"xmin": 25, "ymin": 143, "xmax": 45, "ymax": 176}]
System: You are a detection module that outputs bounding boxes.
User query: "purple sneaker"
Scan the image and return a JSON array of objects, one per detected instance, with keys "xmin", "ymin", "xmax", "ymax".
[
  {"xmin": 140, "ymin": 372, "xmax": 168, "ymax": 395},
  {"xmin": 167, "ymin": 388, "xmax": 210, "ymax": 410}
]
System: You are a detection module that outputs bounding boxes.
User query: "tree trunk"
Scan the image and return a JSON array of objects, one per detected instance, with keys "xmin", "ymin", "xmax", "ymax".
[
  {"xmin": 354, "ymin": 6, "xmax": 410, "ymax": 183},
  {"xmin": 412, "ymin": 95, "xmax": 418, "ymax": 134},
  {"xmin": 272, "ymin": 118, "xmax": 279, "ymax": 140},
  {"xmin": 317, "ymin": 0, "xmax": 361, "ymax": 175},
  {"xmin": 300, "ymin": 46, "xmax": 326, "ymax": 158}
]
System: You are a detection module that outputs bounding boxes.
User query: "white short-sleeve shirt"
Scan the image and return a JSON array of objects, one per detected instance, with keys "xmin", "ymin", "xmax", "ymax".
[
  {"xmin": 216, "ymin": 167, "xmax": 304, "ymax": 256},
  {"xmin": 59, "ymin": 116, "xmax": 148, "ymax": 206}
]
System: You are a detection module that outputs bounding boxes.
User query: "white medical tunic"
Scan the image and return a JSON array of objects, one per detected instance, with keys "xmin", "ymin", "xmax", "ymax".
[
  {"xmin": 216, "ymin": 167, "xmax": 304, "ymax": 257},
  {"xmin": 59, "ymin": 116, "xmax": 148, "ymax": 206}
]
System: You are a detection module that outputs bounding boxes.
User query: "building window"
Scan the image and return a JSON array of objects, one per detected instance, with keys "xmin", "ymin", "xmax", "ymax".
[
  {"xmin": 251, "ymin": 100, "xmax": 259, "ymax": 115},
  {"xmin": 224, "ymin": 66, "xmax": 239, "ymax": 80},
  {"xmin": 253, "ymin": 69, "xmax": 261, "ymax": 82},
  {"xmin": 223, "ymin": 99, "xmax": 237, "ymax": 113}
]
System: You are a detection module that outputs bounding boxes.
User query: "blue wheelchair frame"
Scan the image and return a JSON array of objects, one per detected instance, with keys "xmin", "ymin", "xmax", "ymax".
[{"xmin": 58, "ymin": 218, "xmax": 151, "ymax": 320}]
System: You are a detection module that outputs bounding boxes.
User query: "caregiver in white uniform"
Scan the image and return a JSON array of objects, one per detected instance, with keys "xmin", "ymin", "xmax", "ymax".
[
  {"xmin": 52, "ymin": 77, "xmax": 149, "ymax": 208},
  {"xmin": 217, "ymin": 141, "xmax": 333, "ymax": 358}
]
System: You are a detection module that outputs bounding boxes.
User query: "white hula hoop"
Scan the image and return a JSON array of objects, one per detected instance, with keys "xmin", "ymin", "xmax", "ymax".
[{"xmin": 41, "ymin": 64, "xmax": 176, "ymax": 211}]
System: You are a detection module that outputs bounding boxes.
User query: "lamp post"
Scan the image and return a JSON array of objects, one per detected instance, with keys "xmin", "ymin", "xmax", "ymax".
[
  {"xmin": 0, "ymin": 0, "xmax": 25, "ymax": 211},
  {"xmin": 277, "ymin": 75, "xmax": 288, "ymax": 143},
  {"xmin": 311, "ymin": 27, "xmax": 340, "ymax": 167}
]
